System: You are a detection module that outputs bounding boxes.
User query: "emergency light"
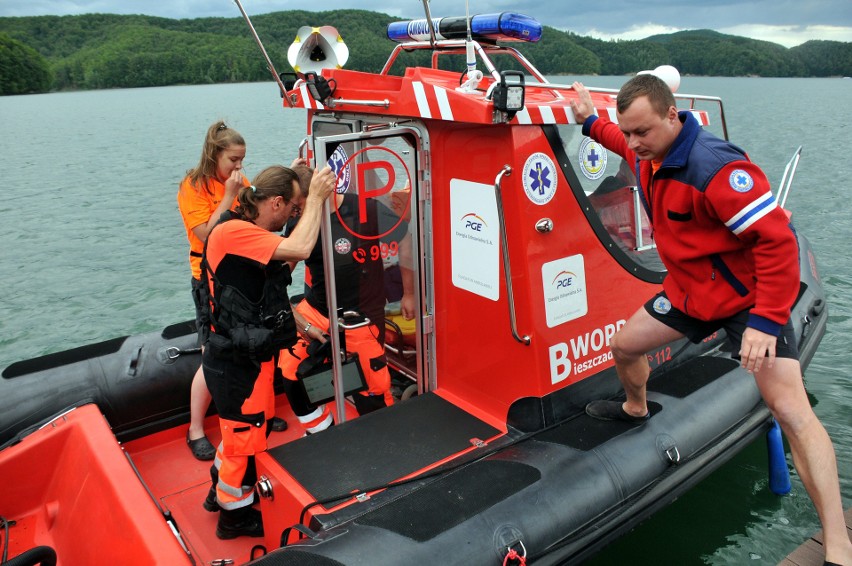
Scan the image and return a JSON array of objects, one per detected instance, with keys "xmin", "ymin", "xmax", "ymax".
[
  {"xmin": 492, "ymin": 70, "xmax": 525, "ymax": 118},
  {"xmin": 387, "ymin": 12, "xmax": 542, "ymax": 44}
]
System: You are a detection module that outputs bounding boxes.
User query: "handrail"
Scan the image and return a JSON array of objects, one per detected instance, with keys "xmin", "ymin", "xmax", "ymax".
[
  {"xmin": 377, "ymin": 39, "xmax": 728, "ymax": 136},
  {"xmin": 777, "ymin": 145, "xmax": 803, "ymax": 209},
  {"xmin": 494, "ymin": 165, "xmax": 531, "ymax": 345},
  {"xmin": 632, "ymin": 187, "xmax": 656, "ymax": 252}
]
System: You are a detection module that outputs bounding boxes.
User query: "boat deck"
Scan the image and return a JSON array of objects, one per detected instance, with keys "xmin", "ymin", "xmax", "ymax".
[
  {"xmin": 778, "ymin": 507, "xmax": 852, "ymax": 566},
  {"xmin": 122, "ymin": 395, "xmax": 357, "ymax": 565}
]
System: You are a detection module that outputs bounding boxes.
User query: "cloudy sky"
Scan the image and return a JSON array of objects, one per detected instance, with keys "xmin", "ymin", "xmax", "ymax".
[{"xmin": 2, "ymin": 0, "xmax": 851, "ymax": 48}]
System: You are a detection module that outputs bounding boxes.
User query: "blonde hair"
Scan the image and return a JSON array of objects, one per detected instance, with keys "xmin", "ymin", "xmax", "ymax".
[{"xmin": 185, "ymin": 120, "xmax": 246, "ymax": 195}]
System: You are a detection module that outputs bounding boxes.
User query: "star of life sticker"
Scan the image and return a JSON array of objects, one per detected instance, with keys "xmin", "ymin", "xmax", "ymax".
[
  {"xmin": 328, "ymin": 145, "xmax": 352, "ymax": 194},
  {"xmin": 578, "ymin": 138, "xmax": 607, "ymax": 180},
  {"xmin": 729, "ymin": 169, "xmax": 754, "ymax": 193},
  {"xmin": 522, "ymin": 152, "xmax": 557, "ymax": 205}
]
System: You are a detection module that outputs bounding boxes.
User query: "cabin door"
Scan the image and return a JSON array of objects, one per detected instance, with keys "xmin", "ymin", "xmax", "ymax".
[{"xmin": 311, "ymin": 122, "xmax": 430, "ymax": 421}]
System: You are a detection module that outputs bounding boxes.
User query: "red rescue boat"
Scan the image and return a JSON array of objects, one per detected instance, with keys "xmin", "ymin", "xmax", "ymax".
[{"xmin": 0, "ymin": 6, "xmax": 826, "ymax": 565}]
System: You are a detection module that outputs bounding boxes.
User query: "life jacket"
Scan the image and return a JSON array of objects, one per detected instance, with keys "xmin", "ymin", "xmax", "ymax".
[{"xmin": 198, "ymin": 212, "xmax": 297, "ymax": 363}]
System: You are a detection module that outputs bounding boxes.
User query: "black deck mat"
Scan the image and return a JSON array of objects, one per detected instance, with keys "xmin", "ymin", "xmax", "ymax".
[
  {"xmin": 538, "ymin": 355, "xmax": 738, "ymax": 451},
  {"xmin": 251, "ymin": 551, "xmax": 346, "ymax": 566},
  {"xmin": 268, "ymin": 393, "xmax": 501, "ymax": 502},
  {"xmin": 536, "ymin": 401, "xmax": 663, "ymax": 451},
  {"xmin": 647, "ymin": 355, "xmax": 739, "ymax": 398},
  {"xmin": 357, "ymin": 459, "xmax": 541, "ymax": 542}
]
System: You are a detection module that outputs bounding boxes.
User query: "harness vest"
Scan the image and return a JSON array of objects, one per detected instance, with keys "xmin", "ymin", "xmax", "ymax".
[{"xmin": 199, "ymin": 212, "xmax": 297, "ymax": 363}]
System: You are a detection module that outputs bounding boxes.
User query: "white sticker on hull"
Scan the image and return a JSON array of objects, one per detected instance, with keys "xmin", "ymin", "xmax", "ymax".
[
  {"xmin": 542, "ymin": 254, "xmax": 588, "ymax": 327},
  {"xmin": 522, "ymin": 152, "xmax": 557, "ymax": 205},
  {"xmin": 579, "ymin": 138, "xmax": 607, "ymax": 180},
  {"xmin": 450, "ymin": 179, "xmax": 500, "ymax": 301}
]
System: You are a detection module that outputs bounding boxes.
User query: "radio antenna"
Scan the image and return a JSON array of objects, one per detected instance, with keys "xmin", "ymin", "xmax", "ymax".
[
  {"xmin": 457, "ymin": 0, "xmax": 483, "ymax": 93},
  {"xmin": 233, "ymin": 0, "xmax": 294, "ymax": 106}
]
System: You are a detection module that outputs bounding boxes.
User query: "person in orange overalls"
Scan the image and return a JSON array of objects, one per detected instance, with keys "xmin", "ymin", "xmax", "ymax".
[
  {"xmin": 200, "ymin": 164, "xmax": 335, "ymax": 539},
  {"xmin": 278, "ymin": 172, "xmax": 415, "ymax": 434}
]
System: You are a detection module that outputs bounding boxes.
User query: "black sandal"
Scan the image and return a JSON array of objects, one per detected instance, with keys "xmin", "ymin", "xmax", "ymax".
[
  {"xmin": 585, "ymin": 400, "xmax": 660, "ymax": 423},
  {"xmin": 187, "ymin": 431, "xmax": 216, "ymax": 461}
]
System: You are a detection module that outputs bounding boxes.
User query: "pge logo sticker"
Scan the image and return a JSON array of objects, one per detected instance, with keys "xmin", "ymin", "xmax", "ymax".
[
  {"xmin": 729, "ymin": 169, "xmax": 754, "ymax": 193},
  {"xmin": 461, "ymin": 213, "xmax": 487, "ymax": 232},
  {"xmin": 328, "ymin": 146, "xmax": 352, "ymax": 194},
  {"xmin": 552, "ymin": 270, "xmax": 576, "ymax": 289},
  {"xmin": 522, "ymin": 152, "xmax": 557, "ymax": 205},
  {"xmin": 578, "ymin": 138, "xmax": 607, "ymax": 180}
]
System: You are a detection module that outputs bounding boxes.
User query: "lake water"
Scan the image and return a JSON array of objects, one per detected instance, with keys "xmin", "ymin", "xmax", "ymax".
[{"xmin": 1, "ymin": 76, "xmax": 850, "ymax": 565}]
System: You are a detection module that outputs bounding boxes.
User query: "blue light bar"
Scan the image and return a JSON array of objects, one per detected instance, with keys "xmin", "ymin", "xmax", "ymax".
[{"xmin": 387, "ymin": 12, "xmax": 542, "ymax": 44}]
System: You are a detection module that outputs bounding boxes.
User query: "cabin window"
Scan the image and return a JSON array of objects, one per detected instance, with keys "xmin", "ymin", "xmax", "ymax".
[{"xmin": 550, "ymin": 125, "xmax": 666, "ymax": 278}]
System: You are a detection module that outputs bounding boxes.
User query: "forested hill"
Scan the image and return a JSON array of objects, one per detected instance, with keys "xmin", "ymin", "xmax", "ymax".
[{"xmin": 2, "ymin": 10, "xmax": 851, "ymax": 95}]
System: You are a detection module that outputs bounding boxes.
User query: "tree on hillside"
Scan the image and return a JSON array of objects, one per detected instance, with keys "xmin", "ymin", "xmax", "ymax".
[
  {"xmin": 0, "ymin": 33, "xmax": 52, "ymax": 94},
  {"xmin": 1, "ymin": 12, "xmax": 850, "ymax": 91},
  {"xmin": 791, "ymin": 40, "xmax": 852, "ymax": 76}
]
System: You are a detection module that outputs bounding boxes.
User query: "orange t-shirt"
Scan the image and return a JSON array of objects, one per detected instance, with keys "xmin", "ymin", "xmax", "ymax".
[
  {"xmin": 204, "ymin": 219, "xmax": 284, "ymax": 302},
  {"xmin": 176, "ymin": 175, "xmax": 246, "ymax": 279}
]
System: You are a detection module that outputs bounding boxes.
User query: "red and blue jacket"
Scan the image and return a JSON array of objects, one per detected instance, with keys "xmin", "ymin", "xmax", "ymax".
[{"xmin": 583, "ymin": 111, "xmax": 799, "ymax": 335}]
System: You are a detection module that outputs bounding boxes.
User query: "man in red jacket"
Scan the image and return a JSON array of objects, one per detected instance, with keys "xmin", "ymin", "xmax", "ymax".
[{"xmin": 571, "ymin": 74, "xmax": 851, "ymax": 565}]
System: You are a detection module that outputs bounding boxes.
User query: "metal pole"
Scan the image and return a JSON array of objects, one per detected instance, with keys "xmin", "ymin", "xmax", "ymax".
[{"xmin": 233, "ymin": 0, "xmax": 294, "ymax": 107}]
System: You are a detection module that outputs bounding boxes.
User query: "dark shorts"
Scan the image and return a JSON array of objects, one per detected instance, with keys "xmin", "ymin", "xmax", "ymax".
[
  {"xmin": 191, "ymin": 276, "xmax": 206, "ymax": 345},
  {"xmin": 643, "ymin": 292, "xmax": 799, "ymax": 360}
]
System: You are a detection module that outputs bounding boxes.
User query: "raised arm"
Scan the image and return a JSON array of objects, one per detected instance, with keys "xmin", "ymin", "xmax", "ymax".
[{"xmin": 272, "ymin": 166, "xmax": 335, "ymax": 262}]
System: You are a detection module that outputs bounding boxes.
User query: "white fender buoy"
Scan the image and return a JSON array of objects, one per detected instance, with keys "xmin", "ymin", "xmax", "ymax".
[{"xmin": 638, "ymin": 64, "xmax": 681, "ymax": 93}]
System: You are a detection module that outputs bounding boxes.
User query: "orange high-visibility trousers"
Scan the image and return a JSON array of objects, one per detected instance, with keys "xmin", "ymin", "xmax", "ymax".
[
  {"xmin": 203, "ymin": 350, "xmax": 275, "ymax": 510},
  {"xmin": 278, "ymin": 299, "xmax": 393, "ymax": 433}
]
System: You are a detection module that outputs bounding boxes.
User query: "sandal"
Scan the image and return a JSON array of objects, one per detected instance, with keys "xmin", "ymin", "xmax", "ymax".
[
  {"xmin": 270, "ymin": 416, "xmax": 288, "ymax": 432},
  {"xmin": 585, "ymin": 400, "xmax": 661, "ymax": 423},
  {"xmin": 187, "ymin": 431, "xmax": 216, "ymax": 461}
]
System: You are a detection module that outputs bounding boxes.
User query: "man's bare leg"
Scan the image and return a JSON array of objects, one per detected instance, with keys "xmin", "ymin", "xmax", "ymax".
[{"xmin": 754, "ymin": 358, "xmax": 852, "ymax": 564}]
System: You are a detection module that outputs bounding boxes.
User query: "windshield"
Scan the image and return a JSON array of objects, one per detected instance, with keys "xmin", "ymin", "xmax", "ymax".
[{"xmin": 549, "ymin": 124, "xmax": 666, "ymax": 280}]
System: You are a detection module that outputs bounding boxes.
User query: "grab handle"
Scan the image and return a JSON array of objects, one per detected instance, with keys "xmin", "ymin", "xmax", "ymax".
[
  {"xmin": 777, "ymin": 145, "xmax": 802, "ymax": 209},
  {"xmin": 494, "ymin": 165, "xmax": 531, "ymax": 345}
]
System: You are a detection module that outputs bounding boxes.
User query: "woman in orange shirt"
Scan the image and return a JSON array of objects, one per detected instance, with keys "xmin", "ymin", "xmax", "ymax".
[{"xmin": 178, "ymin": 120, "xmax": 296, "ymax": 460}]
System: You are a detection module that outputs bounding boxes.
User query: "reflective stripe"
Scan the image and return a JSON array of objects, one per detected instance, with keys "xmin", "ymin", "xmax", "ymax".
[
  {"xmin": 434, "ymin": 86, "xmax": 454, "ymax": 121},
  {"xmin": 412, "ymin": 81, "xmax": 432, "ymax": 118},
  {"xmin": 306, "ymin": 412, "xmax": 333, "ymax": 434},
  {"xmin": 726, "ymin": 192, "xmax": 777, "ymax": 235},
  {"xmin": 562, "ymin": 106, "xmax": 578, "ymax": 124},
  {"xmin": 514, "ymin": 106, "xmax": 531, "ymax": 124},
  {"xmin": 217, "ymin": 477, "xmax": 252, "ymax": 499},
  {"xmin": 538, "ymin": 105, "xmax": 556, "ymax": 124},
  {"xmin": 298, "ymin": 405, "xmax": 333, "ymax": 434},
  {"xmin": 297, "ymin": 406, "xmax": 325, "ymax": 424}
]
